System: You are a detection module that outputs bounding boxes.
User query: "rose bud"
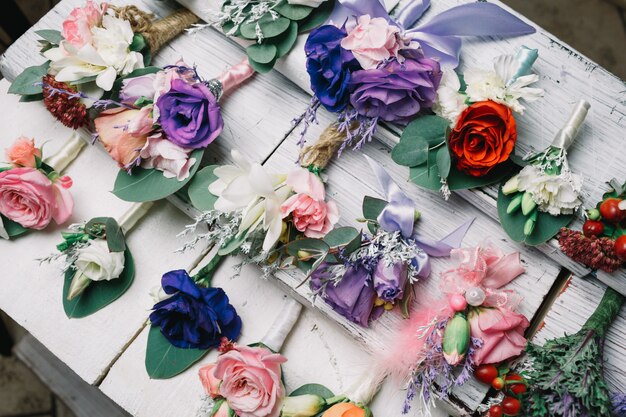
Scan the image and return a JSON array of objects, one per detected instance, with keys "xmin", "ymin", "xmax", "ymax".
[
  {"xmin": 502, "ymin": 174, "xmax": 520, "ymax": 195},
  {"xmin": 442, "ymin": 313, "xmax": 470, "ymax": 366},
  {"xmin": 282, "ymin": 394, "xmax": 326, "ymax": 417},
  {"xmin": 322, "ymin": 403, "xmax": 366, "ymax": 417},
  {"xmin": 373, "ymin": 262, "xmax": 408, "ymax": 304}
]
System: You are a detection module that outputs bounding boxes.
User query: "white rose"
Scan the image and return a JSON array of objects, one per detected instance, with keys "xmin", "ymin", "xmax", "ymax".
[
  {"xmin": 288, "ymin": 0, "xmax": 327, "ymax": 7},
  {"xmin": 433, "ymin": 68, "xmax": 468, "ymax": 127},
  {"xmin": 517, "ymin": 165, "xmax": 583, "ymax": 216},
  {"xmin": 75, "ymin": 239, "xmax": 125, "ymax": 282}
]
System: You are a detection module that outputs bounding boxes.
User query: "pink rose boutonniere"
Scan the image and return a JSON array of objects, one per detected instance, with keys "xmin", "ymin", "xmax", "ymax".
[{"xmin": 340, "ymin": 15, "xmax": 405, "ymax": 70}]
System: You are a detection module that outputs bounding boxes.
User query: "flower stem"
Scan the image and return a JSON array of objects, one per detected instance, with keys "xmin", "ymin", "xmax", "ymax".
[
  {"xmin": 192, "ymin": 254, "xmax": 224, "ymax": 287},
  {"xmin": 581, "ymin": 287, "xmax": 625, "ymax": 338}
]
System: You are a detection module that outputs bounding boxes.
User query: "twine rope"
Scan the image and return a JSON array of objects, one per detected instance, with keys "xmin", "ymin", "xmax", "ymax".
[{"xmin": 299, "ymin": 124, "xmax": 352, "ymax": 169}]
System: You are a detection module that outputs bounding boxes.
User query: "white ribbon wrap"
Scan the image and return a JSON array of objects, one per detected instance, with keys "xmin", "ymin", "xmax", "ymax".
[
  {"xmin": 43, "ymin": 133, "xmax": 86, "ymax": 173},
  {"xmin": 117, "ymin": 202, "xmax": 154, "ymax": 234},
  {"xmin": 261, "ymin": 298, "xmax": 303, "ymax": 352},
  {"xmin": 552, "ymin": 100, "xmax": 590, "ymax": 150},
  {"xmin": 344, "ymin": 372, "xmax": 384, "ymax": 405}
]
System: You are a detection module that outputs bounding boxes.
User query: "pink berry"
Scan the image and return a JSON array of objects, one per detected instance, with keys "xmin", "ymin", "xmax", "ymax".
[{"xmin": 449, "ymin": 293, "xmax": 467, "ymax": 312}]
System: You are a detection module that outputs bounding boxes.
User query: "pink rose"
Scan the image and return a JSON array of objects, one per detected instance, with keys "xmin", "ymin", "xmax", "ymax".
[
  {"xmin": 94, "ymin": 108, "xmax": 150, "ymax": 168},
  {"xmin": 61, "ymin": 0, "xmax": 105, "ymax": 48},
  {"xmin": 214, "ymin": 345, "xmax": 287, "ymax": 417},
  {"xmin": 280, "ymin": 168, "xmax": 339, "ymax": 238},
  {"xmin": 198, "ymin": 363, "xmax": 221, "ymax": 399},
  {"xmin": 6, "ymin": 136, "xmax": 42, "ymax": 168},
  {"xmin": 139, "ymin": 134, "xmax": 195, "ymax": 181},
  {"xmin": 468, "ymin": 306, "xmax": 529, "ymax": 366},
  {"xmin": 341, "ymin": 15, "xmax": 404, "ymax": 70},
  {"xmin": 0, "ymin": 167, "xmax": 73, "ymax": 230}
]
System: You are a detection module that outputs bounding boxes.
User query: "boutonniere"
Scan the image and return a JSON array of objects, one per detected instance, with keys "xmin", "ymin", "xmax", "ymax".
[
  {"xmin": 0, "ymin": 136, "xmax": 81, "ymax": 239},
  {"xmin": 392, "ymin": 46, "xmax": 544, "ymax": 198},
  {"xmin": 39, "ymin": 202, "xmax": 152, "ymax": 318},
  {"xmin": 8, "ymin": 1, "xmax": 198, "ymax": 129},
  {"xmin": 499, "ymin": 100, "xmax": 589, "ymax": 245},
  {"xmin": 179, "ymin": 149, "xmax": 339, "ymax": 277},
  {"xmin": 308, "ymin": 156, "xmax": 473, "ymax": 327},
  {"xmin": 376, "ymin": 243, "xmax": 528, "ymax": 413},
  {"xmin": 297, "ymin": 1, "xmax": 535, "ymax": 157},
  {"xmin": 210, "ymin": 0, "xmax": 336, "ymax": 73},
  {"xmin": 93, "ymin": 59, "xmax": 255, "ymax": 202},
  {"xmin": 559, "ymin": 179, "xmax": 626, "ymax": 272}
]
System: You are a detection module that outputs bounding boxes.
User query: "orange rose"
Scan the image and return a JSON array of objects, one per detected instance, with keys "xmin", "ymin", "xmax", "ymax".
[
  {"xmin": 6, "ymin": 136, "xmax": 42, "ymax": 168},
  {"xmin": 322, "ymin": 403, "xmax": 366, "ymax": 417},
  {"xmin": 448, "ymin": 100, "xmax": 517, "ymax": 177}
]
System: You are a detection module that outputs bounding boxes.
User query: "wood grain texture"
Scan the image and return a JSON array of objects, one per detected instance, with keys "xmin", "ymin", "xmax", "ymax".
[{"xmin": 178, "ymin": 0, "xmax": 626, "ymax": 294}]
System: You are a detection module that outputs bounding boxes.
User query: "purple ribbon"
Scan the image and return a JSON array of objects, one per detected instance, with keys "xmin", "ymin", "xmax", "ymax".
[
  {"xmin": 332, "ymin": 0, "xmax": 536, "ymax": 67},
  {"xmin": 364, "ymin": 156, "xmax": 474, "ymax": 278}
]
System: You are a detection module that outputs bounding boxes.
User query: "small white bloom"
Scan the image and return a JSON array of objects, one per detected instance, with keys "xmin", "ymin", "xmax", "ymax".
[
  {"xmin": 288, "ymin": 0, "xmax": 327, "ymax": 6},
  {"xmin": 433, "ymin": 68, "xmax": 468, "ymax": 126},
  {"xmin": 74, "ymin": 239, "xmax": 125, "ymax": 282},
  {"xmin": 149, "ymin": 285, "xmax": 172, "ymax": 303},
  {"xmin": 516, "ymin": 165, "xmax": 583, "ymax": 216}
]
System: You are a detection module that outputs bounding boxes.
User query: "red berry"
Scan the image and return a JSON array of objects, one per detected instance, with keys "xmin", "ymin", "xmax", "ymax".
[
  {"xmin": 475, "ymin": 364, "xmax": 499, "ymax": 384},
  {"xmin": 583, "ymin": 220, "xmax": 605, "ymax": 237},
  {"xmin": 600, "ymin": 198, "xmax": 626, "ymax": 224},
  {"xmin": 505, "ymin": 374, "xmax": 527, "ymax": 395},
  {"xmin": 502, "ymin": 397, "xmax": 521, "ymax": 416},
  {"xmin": 488, "ymin": 405, "xmax": 503, "ymax": 417},
  {"xmin": 615, "ymin": 235, "xmax": 626, "ymax": 261},
  {"xmin": 491, "ymin": 377, "xmax": 505, "ymax": 390}
]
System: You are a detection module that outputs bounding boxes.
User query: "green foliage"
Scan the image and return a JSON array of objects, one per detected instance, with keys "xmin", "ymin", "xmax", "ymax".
[
  {"xmin": 362, "ymin": 196, "xmax": 388, "ymax": 234},
  {"xmin": 323, "ymin": 227, "xmax": 361, "ymax": 262},
  {"xmin": 36, "ymin": 29, "xmax": 63, "ymax": 45},
  {"xmin": 2, "ymin": 215, "xmax": 29, "ymax": 239},
  {"xmin": 145, "ymin": 325, "xmax": 209, "ymax": 379},
  {"xmin": 289, "ymin": 383, "xmax": 335, "ymax": 399},
  {"xmin": 187, "ymin": 165, "xmax": 219, "ymax": 211},
  {"xmin": 8, "ymin": 62, "xmax": 50, "ymax": 96},
  {"xmin": 298, "ymin": 0, "xmax": 335, "ymax": 32}
]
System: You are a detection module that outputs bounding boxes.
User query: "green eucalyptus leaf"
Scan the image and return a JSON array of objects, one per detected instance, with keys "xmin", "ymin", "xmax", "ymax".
[
  {"xmin": 285, "ymin": 238, "xmax": 330, "ymax": 276},
  {"xmin": 240, "ymin": 15, "xmax": 291, "ymax": 40},
  {"xmin": 289, "ymin": 383, "xmax": 335, "ymax": 399},
  {"xmin": 63, "ymin": 248, "xmax": 134, "ymax": 318},
  {"xmin": 274, "ymin": 21, "xmax": 299, "ymax": 58},
  {"xmin": 298, "ymin": 0, "xmax": 335, "ymax": 32},
  {"xmin": 436, "ymin": 147, "xmax": 451, "ymax": 180},
  {"xmin": 105, "ymin": 218, "xmax": 126, "ymax": 252},
  {"xmin": 2, "ymin": 215, "xmax": 29, "ymax": 238},
  {"xmin": 247, "ymin": 56, "xmax": 277, "ymax": 73},
  {"xmin": 247, "ymin": 43, "xmax": 278, "ymax": 64},
  {"xmin": 497, "ymin": 184, "xmax": 575, "ymax": 245},
  {"xmin": 145, "ymin": 325, "xmax": 208, "ymax": 379},
  {"xmin": 19, "ymin": 93, "xmax": 44, "ymax": 102},
  {"xmin": 36, "ymin": 29, "xmax": 63, "ymax": 45},
  {"xmin": 112, "ymin": 149, "xmax": 204, "ymax": 202},
  {"xmin": 187, "ymin": 165, "xmax": 220, "ymax": 211},
  {"xmin": 362, "ymin": 196, "xmax": 388, "ymax": 234},
  {"xmin": 401, "ymin": 115, "xmax": 449, "ymax": 147},
  {"xmin": 274, "ymin": 2, "xmax": 314, "ymax": 20},
  {"xmin": 8, "ymin": 62, "xmax": 50, "ymax": 96},
  {"xmin": 218, "ymin": 232, "xmax": 248, "ymax": 256},
  {"xmin": 391, "ymin": 136, "xmax": 429, "ymax": 167},
  {"xmin": 323, "ymin": 227, "xmax": 361, "ymax": 262}
]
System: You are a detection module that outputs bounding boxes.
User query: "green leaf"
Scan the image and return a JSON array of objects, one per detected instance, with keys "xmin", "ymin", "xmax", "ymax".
[
  {"xmin": 8, "ymin": 62, "xmax": 50, "ymax": 96},
  {"xmin": 273, "ymin": 21, "xmax": 299, "ymax": 58},
  {"xmin": 240, "ymin": 15, "xmax": 291, "ymax": 40},
  {"xmin": 285, "ymin": 238, "xmax": 330, "ymax": 276},
  {"xmin": 19, "ymin": 94, "xmax": 44, "ymax": 102},
  {"xmin": 2, "ymin": 215, "xmax": 29, "ymax": 238},
  {"xmin": 323, "ymin": 227, "xmax": 361, "ymax": 262},
  {"xmin": 298, "ymin": 0, "xmax": 335, "ymax": 32},
  {"xmin": 497, "ymin": 184, "xmax": 575, "ymax": 245},
  {"xmin": 218, "ymin": 232, "xmax": 248, "ymax": 256},
  {"xmin": 391, "ymin": 136, "xmax": 429, "ymax": 167},
  {"xmin": 187, "ymin": 165, "xmax": 219, "ymax": 211},
  {"xmin": 436, "ymin": 147, "xmax": 451, "ymax": 180},
  {"xmin": 130, "ymin": 33, "xmax": 147, "ymax": 52},
  {"xmin": 274, "ymin": 2, "xmax": 314, "ymax": 20},
  {"xmin": 105, "ymin": 218, "xmax": 126, "ymax": 252},
  {"xmin": 36, "ymin": 29, "xmax": 63, "ymax": 45},
  {"xmin": 289, "ymin": 383, "xmax": 335, "ymax": 399},
  {"xmin": 247, "ymin": 56, "xmax": 276, "ymax": 73},
  {"xmin": 400, "ymin": 115, "xmax": 449, "ymax": 148},
  {"xmin": 112, "ymin": 149, "xmax": 204, "ymax": 202},
  {"xmin": 63, "ymin": 248, "xmax": 135, "ymax": 318},
  {"xmin": 362, "ymin": 196, "xmax": 388, "ymax": 234},
  {"xmin": 145, "ymin": 325, "xmax": 209, "ymax": 379},
  {"xmin": 246, "ymin": 43, "xmax": 278, "ymax": 64}
]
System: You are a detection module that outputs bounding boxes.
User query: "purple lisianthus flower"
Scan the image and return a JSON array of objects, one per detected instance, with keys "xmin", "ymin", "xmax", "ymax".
[
  {"xmin": 120, "ymin": 73, "xmax": 156, "ymax": 105},
  {"xmin": 373, "ymin": 261, "xmax": 408, "ymax": 303},
  {"xmin": 349, "ymin": 51, "xmax": 442, "ymax": 124},
  {"xmin": 149, "ymin": 270, "xmax": 242, "ymax": 349},
  {"xmin": 156, "ymin": 79, "xmax": 224, "ymax": 149},
  {"xmin": 311, "ymin": 262, "xmax": 382, "ymax": 327},
  {"xmin": 305, "ymin": 25, "xmax": 361, "ymax": 113}
]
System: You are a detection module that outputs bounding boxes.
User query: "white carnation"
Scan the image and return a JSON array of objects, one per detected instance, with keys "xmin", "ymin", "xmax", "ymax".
[
  {"xmin": 516, "ymin": 165, "xmax": 583, "ymax": 216},
  {"xmin": 74, "ymin": 239, "xmax": 125, "ymax": 282},
  {"xmin": 433, "ymin": 68, "xmax": 468, "ymax": 126}
]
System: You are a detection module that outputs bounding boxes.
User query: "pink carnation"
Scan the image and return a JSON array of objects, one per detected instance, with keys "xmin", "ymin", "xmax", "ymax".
[
  {"xmin": 213, "ymin": 345, "xmax": 287, "ymax": 417},
  {"xmin": 468, "ymin": 306, "xmax": 529, "ymax": 366},
  {"xmin": 0, "ymin": 167, "xmax": 73, "ymax": 230},
  {"xmin": 341, "ymin": 15, "xmax": 404, "ymax": 70},
  {"xmin": 280, "ymin": 168, "xmax": 339, "ymax": 238},
  {"xmin": 62, "ymin": 0, "xmax": 106, "ymax": 48}
]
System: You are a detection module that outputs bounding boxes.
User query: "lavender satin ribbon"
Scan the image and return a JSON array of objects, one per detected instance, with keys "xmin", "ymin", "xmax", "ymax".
[
  {"xmin": 364, "ymin": 156, "xmax": 474, "ymax": 277},
  {"xmin": 332, "ymin": 0, "xmax": 535, "ymax": 67}
]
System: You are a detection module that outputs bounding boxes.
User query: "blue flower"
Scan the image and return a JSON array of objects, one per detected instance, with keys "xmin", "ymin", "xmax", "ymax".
[
  {"xmin": 305, "ymin": 25, "xmax": 360, "ymax": 113},
  {"xmin": 149, "ymin": 270, "xmax": 242, "ymax": 349}
]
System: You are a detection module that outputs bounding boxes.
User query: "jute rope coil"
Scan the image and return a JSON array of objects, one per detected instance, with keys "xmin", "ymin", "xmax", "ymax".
[
  {"xmin": 112, "ymin": 5, "xmax": 199, "ymax": 53},
  {"xmin": 299, "ymin": 124, "xmax": 352, "ymax": 169}
]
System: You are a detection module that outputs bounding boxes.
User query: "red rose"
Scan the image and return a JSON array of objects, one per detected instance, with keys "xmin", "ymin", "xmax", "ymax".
[{"xmin": 448, "ymin": 100, "xmax": 517, "ymax": 177}]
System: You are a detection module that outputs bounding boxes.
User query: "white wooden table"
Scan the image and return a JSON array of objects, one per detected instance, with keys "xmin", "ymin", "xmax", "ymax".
[{"xmin": 1, "ymin": 0, "xmax": 625, "ymax": 416}]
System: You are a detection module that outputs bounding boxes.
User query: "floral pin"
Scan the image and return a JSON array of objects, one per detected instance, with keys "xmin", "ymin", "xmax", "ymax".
[
  {"xmin": 0, "ymin": 136, "xmax": 80, "ymax": 239},
  {"xmin": 392, "ymin": 46, "xmax": 544, "ymax": 198},
  {"xmin": 499, "ymin": 100, "xmax": 588, "ymax": 245},
  {"xmin": 8, "ymin": 1, "xmax": 199, "ymax": 129}
]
